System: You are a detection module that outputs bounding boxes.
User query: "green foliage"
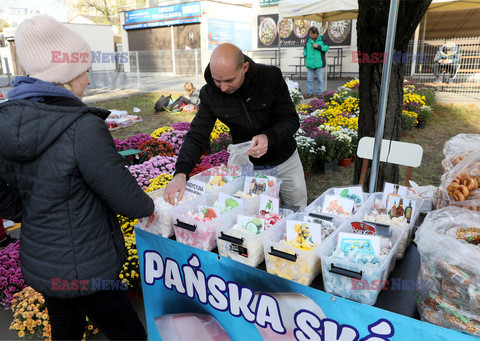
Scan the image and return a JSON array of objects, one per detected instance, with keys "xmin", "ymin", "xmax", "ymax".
[
  {"xmin": 418, "ymin": 105, "xmax": 433, "ymax": 122},
  {"xmin": 414, "ymin": 87, "xmax": 437, "ymax": 107}
]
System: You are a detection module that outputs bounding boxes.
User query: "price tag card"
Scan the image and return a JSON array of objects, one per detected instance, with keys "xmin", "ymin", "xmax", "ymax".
[
  {"xmin": 185, "ymin": 179, "xmax": 206, "ymax": 196},
  {"xmin": 382, "ymin": 182, "xmax": 408, "ymax": 208},
  {"xmin": 337, "ymin": 232, "xmax": 381, "ymax": 256},
  {"xmin": 197, "ymin": 205, "xmax": 220, "ymax": 219},
  {"xmin": 259, "ymin": 194, "xmax": 279, "ymax": 215},
  {"xmin": 321, "ymin": 195, "xmax": 355, "ymax": 218},
  {"xmin": 333, "ymin": 186, "xmax": 364, "ymax": 204},
  {"xmin": 218, "ymin": 192, "xmax": 243, "ymax": 212},
  {"xmin": 236, "ymin": 215, "xmax": 265, "ymax": 234},
  {"xmin": 286, "ymin": 220, "xmax": 323, "ymax": 244}
]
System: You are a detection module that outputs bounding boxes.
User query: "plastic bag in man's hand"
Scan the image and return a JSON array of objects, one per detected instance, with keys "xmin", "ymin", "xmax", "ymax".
[{"xmin": 227, "ymin": 141, "xmax": 254, "ymax": 176}]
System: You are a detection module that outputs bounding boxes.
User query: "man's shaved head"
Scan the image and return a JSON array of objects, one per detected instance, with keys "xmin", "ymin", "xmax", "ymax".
[
  {"xmin": 211, "ymin": 43, "xmax": 245, "ymax": 70},
  {"xmin": 210, "ymin": 43, "xmax": 249, "ymax": 94}
]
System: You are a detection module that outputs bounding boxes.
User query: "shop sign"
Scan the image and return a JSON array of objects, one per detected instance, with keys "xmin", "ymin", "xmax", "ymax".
[
  {"xmin": 260, "ymin": 0, "xmax": 279, "ymax": 7},
  {"xmin": 123, "ymin": 2, "xmax": 201, "ymax": 30}
]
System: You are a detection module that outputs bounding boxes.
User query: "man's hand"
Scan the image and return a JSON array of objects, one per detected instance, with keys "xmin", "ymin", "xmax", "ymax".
[
  {"xmin": 247, "ymin": 134, "xmax": 268, "ymax": 158},
  {"xmin": 163, "ymin": 173, "xmax": 187, "ymax": 205},
  {"xmin": 312, "ymin": 43, "xmax": 318, "ymax": 48}
]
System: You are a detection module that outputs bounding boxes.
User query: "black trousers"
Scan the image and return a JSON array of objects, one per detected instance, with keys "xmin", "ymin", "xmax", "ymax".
[
  {"xmin": 432, "ymin": 63, "xmax": 458, "ymax": 79},
  {"xmin": 44, "ymin": 290, "xmax": 147, "ymax": 340}
]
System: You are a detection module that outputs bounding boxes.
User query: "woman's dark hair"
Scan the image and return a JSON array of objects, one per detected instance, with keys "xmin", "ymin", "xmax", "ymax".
[{"xmin": 308, "ymin": 26, "xmax": 319, "ymax": 35}]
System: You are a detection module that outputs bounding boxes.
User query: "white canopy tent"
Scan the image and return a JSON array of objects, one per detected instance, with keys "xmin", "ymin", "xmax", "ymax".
[{"xmin": 279, "ymin": 0, "xmax": 480, "ymax": 21}]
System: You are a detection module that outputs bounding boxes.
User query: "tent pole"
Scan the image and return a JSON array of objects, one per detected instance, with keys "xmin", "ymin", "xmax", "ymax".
[
  {"xmin": 411, "ymin": 25, "xmax": 420, "ymax": 77},
  {"xmin": 419, "ymin": 13, "xmax": 427, "ymax": 73},
  {"xmin": 368, "ymin": 0, "xmax": 400, "ymax": 194}
]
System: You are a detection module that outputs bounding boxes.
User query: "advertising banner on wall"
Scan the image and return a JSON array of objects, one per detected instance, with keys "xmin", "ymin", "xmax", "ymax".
[
  {"xmin": 258, "ymin": 15, "xmax": 352, "ymax": 48},
  {"xmin": 208, "ymin": 19, "xmax": 252, "ymax": 51},
  {"xmin": 260, "ymin": 0, "xmax": 279, "ymax": 7},
  {"xmin": 136, "ymin": 228, "xmax": 477, "ymax": 341},
  {"xmin": 123, "ymin": 2, "xmax": 202, "ymax": 30}
]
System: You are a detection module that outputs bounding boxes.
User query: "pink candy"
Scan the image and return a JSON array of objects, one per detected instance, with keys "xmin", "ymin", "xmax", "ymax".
[
  {"xmin": 257, "ymin": 213, "xmax": 283, "ymax": 230},
  {"xmin": 174, "ymin": 221, "xmax": 217, "ymax": 251},
  {"xmin": 184, "ymin": 211, "xmax": 215, "ymax": 222}
]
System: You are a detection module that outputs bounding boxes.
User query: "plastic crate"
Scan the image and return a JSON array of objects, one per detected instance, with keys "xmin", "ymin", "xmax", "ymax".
[
  {"xmin": 217, "ymin": 176, "xmax": 282, "ymax": 212},
  {"xmin": 318, "ymin": 221, "xmax": 404, "ymax": 305},
  {"xmin": 170, "ymin": 181, "xmax": 244, "ymax": 251},
  {"xmin": 354, "ymin": 192, "xmax": 423, "ymax": 259},
  {"xmin": 262, "ymin": 212, "xmax": 343, "ymax": 286},
  {"xmin": 136, "ymin": 187, "xmax": 197, "ymax": 238},
  {"xmin": 304, "ymin": 187, "xmax": 370, "ymax": 220},
  {"xmin": 215, "ymin": 206, "xmax": 293, "ymax": 267}
]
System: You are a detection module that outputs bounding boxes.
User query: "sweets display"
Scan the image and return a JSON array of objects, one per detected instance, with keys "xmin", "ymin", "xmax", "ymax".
[
  {"xmin": 215, "ymin": 208, "xmax": 292, "ymax": 268},
  {"xmin": 415, "ymin": 207, "xmax": 480, "ymax": 336},
  {"xmin": 263, "ymin": 212, "xmax": 341, "ymax": 286},
  {"xmin": 355, "ymin": 193, "xmax": 423, "ymax": 260},
  {"xmin": 171, "ymin": 183, "xmax": 245, "ymax": 251},
  {"xmin": 305, "ymin": 187, "xmax": 369, "ymax": 219},
  {"xmin": 174, "ymin": 223, "xmax": 218, "ymax": 251},
  {"xmin": 319, "ymin": 223, "xmax": 402, "ymax": 305}
]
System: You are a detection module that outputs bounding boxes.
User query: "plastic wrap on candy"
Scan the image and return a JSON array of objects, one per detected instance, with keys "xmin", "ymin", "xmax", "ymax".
[
  {"xmin": 250, "ymin": 292, "xmax": 326, "ymax": 340},
  {"xmin": 318, "ymin": 222, "xmax": 404, "ymax": 305},
  {"xmin": 154, "ymin": 313, "xmax": 232, "ymax": 341},
  {"xmin": 436, "ymin": 151, "xmax": 480, "ymax": 212},
  {"xmin": 415, "ymin": 206, "xmax": 480, "ymax": 336},
  {"xmin": 227, "ymin": 141, "xmax": 254, "ymax": 176},
  {"xmin": 441, "ymin": 134, "xmax": 480, "ymax": 172}
]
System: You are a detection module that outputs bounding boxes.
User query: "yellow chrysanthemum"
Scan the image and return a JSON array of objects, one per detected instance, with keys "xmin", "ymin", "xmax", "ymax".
[{"xmin": 151, "ymin": 126, "xmax": 173, "ymax": 138}]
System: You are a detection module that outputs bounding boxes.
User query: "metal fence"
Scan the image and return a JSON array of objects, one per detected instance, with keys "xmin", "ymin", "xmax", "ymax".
[{"xmin": 403, "ymin": 37, "xmax": 480, "ymax": 101}]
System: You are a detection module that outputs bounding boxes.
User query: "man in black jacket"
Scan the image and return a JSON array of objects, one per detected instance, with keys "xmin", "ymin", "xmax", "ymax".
[{"xmin": 164, "ymin": 43, "xmax": 307, "ymax": 208}]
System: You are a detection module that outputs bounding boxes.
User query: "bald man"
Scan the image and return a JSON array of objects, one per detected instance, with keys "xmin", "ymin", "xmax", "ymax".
[{"xmin": 164, "ymin": 43, "xmax": 307, "ymax": 209}]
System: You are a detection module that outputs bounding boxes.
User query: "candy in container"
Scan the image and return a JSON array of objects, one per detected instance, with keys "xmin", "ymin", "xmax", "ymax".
[
  {"xmin": 263, "ymin": 212, "xmax": 342, "ymax": 286},
  {"xmin": 154, "ymin": 313, "xmax": 232, "ymax": 341},
  {"xmin": 250, "ymin": 292, "xmax": 326, "ymax": 340}
]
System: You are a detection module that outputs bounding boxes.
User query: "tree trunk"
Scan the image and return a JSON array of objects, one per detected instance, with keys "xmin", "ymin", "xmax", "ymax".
[{"xmin": 354, "ymin": 0, "xmax": 432, "ymax": 191}]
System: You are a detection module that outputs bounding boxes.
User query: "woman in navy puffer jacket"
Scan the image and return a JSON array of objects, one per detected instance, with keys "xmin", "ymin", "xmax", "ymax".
[{"xmin": 0, "ymin": 16, "xmax": 156, "ymax": 340}]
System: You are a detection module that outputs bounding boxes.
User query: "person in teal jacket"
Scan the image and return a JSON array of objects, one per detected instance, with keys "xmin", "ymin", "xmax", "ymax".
[{"xmin": 303, "ymin": 26, "xmax": 329, "ymax": 98}]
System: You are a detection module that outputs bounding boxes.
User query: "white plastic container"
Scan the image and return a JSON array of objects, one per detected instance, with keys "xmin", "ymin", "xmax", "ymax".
[
  {"xmin": 217, "ymin": 176, "xmax": 282, "ymax": 212},
  {"xmin": 304, "ymin": 187, "xmax": 370, "ymax": 220},
  {"xmin": 354, "ymin": 192, "xmax": 423, "ymax": 259},
  {"xmin": 262, "ymin": 212, "xmax": 343, "ymax": 286},
  {"xmin": 170, "ymin": 181, "xmax": 244, "ymax": 251},
  {"xmin": 318, "ymin": 221, "xmax": 404, "ymax": 305},
  {"xmin": 215, "ymin": 206, "xmax": 293, "ymax": 267},
  {"xmin": 136, "ymin": 187, "xmax": 196, "ymax": 238}
]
